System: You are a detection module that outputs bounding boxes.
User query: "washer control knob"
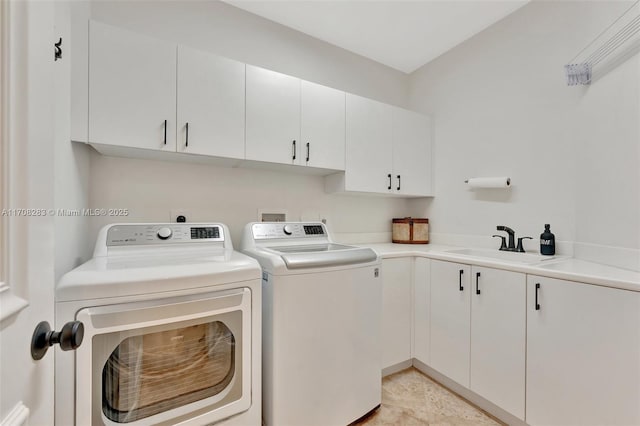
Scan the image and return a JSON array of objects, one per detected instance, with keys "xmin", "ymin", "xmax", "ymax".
[
  {"xmin": 283, "ymin": 225, "xmax": 293, "ymax": 235},
  {"xmin": 157, "ymin": 227, "xmax": 173, "ymax": 240}
]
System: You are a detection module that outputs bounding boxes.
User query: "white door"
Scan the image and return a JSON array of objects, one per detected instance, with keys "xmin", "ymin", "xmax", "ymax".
[
  {"xmin": 392, "ymin": 108, "xmax": 432, "ymax": 196},
  {"xmin": 89, "ymin": 21, "xmax": 177, "ymax": 151},
  {"xmin": 345, "ymin": 94, "xmax": 393, "ymax": 193},
  {"xmin": 300, "ymin": 81, "xmax": 345, "ymax": 170},
  {"xmin": 177, "ymin": 46, "xmax": 245, "ymax": 159},
  {"xmin": 469, "ymin": 266, "xmax": 525, "ymax": 419},
  {"xmin": 245, "ymin": 65, "xmax": 300, "ymax": 165},
  {"xmin": 0, "ymin": 2, "xmax": 56, "ymax": 424},
  {"xmin": 430, "ymin": 260, "xmax": 471, "ymax": 387},
  {"xmin": 526, "ymin": 276, "xmax": 640, "ymax": 426},
  {"xmin": 381, "ymin": 258, "xmax": 412, "ymax": 370}
]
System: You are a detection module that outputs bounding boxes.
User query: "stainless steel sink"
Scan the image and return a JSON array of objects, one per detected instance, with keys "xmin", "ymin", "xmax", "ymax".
[{"xmin": 445, "ymin": 248, "xmax": 556, "ymax": 265}]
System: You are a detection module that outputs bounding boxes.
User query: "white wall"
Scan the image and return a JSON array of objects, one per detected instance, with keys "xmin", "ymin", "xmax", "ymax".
[
  {"xmin": 55, "ymin": 1, "xmax": 92, "ymax": 281},
  {"xmin": 82, "ymin": 0, "xmax": 412, "ymax": 252},
  {"xmin": 573, "ymin": 50, "xmax": 639, "ymax": 250},
  {"xmin": 89, "ymin": 154, "xmax": 410, "ymax": 248},
  {"xmin": 408, "ymin": 0, "xmax": 639, "ymax": 268}
]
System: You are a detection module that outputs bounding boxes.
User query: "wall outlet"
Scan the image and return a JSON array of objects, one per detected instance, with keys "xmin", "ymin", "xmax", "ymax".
[{"xmin": 170, "ymin": 209, "xmax": 192, "ymax": 223}]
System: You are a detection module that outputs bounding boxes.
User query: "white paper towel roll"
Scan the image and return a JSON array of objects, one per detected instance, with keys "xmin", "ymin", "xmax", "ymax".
[{"xmin": 465, "ymin": 177, "xmax": 511, "ymax": 189}]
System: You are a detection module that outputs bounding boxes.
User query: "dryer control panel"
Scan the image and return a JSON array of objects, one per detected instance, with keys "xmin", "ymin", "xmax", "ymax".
[
  {"xmin": 251, "ymin": 222, "xmax": 326, "ymax": 240},
  {"xmin": 106, "ymin": 223, "xmax": 225, "ymax": 246}
]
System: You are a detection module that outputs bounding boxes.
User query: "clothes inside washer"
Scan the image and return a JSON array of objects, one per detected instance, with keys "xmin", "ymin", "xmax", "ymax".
[{"xmin": 102, "ymin": 322, "xmax": 235, "ymax": 423}]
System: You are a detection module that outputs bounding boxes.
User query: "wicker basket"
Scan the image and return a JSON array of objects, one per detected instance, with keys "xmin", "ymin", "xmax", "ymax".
[{"xmin": 392, "ymin": 217, "xmax": 429, "ymax": 244}]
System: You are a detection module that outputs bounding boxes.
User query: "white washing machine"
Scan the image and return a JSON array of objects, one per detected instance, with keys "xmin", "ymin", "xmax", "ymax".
[
  {"xmin": 240, "ymin": 222, "xmax": 382, "ymax": 426},
  {"xmin": 55, "ymin": 223, "xmax": 261, "ymax": 426}
]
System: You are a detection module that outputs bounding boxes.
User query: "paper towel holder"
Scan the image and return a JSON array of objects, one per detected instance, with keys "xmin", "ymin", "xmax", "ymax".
[{"xmin": 464, "ymin": 177, "xmax": 511, "ymax": 189}]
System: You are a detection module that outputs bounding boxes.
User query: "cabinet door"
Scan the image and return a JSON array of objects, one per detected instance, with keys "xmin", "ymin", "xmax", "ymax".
[
  {"xmin": 345, "ymin": 94, "xmax": 393, "ymax": 193},
  {"xmin": 245, "ymin": 65, "xmax": 300, "ymax": 165},
  {"xmin": 89, "ymin": 21, "xmax": 177, "ymax": 151},
  {"xmin": 392, "ymin": 108, "xmax": 432, "ymax": 196},
  {"xmin": 412, "ymin": 258, "xmax": 430, "ymax": 364},
  {"xmin": 430, "ymin": 260, "xmax": 471, "ymax": 386},
  {"xmin": 470, "ymin": 266, "xmax": 525, "ymax": 419},
  {"xmin": 300, "ymin": 81, "xmax": 345, "ymax": 170},
  {"xmin": 176, "ymin": 46, "xmax": 245, "ymax": 159},
  {"xmin": 381, "ymin": 258, "xmax": 412, "ymax": 370},
  {"xmin": 526, "ymin": 276, "xmax": 640, "ymax": 426}
]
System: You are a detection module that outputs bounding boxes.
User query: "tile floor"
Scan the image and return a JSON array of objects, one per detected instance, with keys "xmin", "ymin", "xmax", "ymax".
[{"xmin": 354, "ymin": 368, "xmax": 503, "ymax": 426}]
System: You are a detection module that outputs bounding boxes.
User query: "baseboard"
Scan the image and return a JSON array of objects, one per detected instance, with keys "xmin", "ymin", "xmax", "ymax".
[
  {"xmin": 381, "ymin": 359, "xmax": 413, "ymax": 377},
  {"xmin": 412, "ymin": 359, "xmax": 527, "ymax": 426}
]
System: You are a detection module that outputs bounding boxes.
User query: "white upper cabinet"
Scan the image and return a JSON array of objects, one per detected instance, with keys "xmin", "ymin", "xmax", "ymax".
[
  {"xmin": 300, "ymin": 81, "xmax": 345, "ymax": 170},
  {"xmin": 392, "ymin": 108, "xmax": 432, "ymax": 196},
  {"xmin": 245, "ymin": 65, "xmax": 301, "ymax": 165},
  {"xmin": 326, "ymin": 95, "xmax": 432, "ymax": 196},
  {"xmin": 85, "ymin": 22, "xmax": 428, "ymax": 189},
  {"xmin": 343, "ymin": 94, "xmax": 394, "ymax": 193},
  {"xmin": 245, "ymin": 67, "xmax": 345, "ymax": 170},
  {"xmin": 89, "ymin": 21, "xmax": 177, "ymax": 151},
  {"xmin": 89, "ymin": 23, "xmax": 245, "ymax": 160},
  {"xmin": 176, "ymin": 46, "xmax": 245, "ymax": 159}
]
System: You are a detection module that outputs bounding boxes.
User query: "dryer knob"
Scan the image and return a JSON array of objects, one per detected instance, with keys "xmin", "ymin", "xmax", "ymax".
[
  {"xmin": 157, "ymin": 227, "xmax": 173, "ymax": 240},
  {"xmin": 283, "ymin": 225, "xmax": 293, "ymax": 235}
]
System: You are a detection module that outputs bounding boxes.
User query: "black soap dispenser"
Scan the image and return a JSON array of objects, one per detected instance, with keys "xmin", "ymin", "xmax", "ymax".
[{"xmin": 540, "ymin": 224, "xmax": 555, "ymax": 255}]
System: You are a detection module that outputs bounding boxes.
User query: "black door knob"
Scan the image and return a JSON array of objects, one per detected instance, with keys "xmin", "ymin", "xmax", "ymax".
[{"xmin": 31, "ymin": 320, "xmax": 84, "ymax": 360}]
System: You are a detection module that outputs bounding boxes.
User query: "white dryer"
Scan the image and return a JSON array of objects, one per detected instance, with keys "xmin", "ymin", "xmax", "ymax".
[
  {"xmin": 55, "ymin": 223, "xmax": 261, "ymax": 426},
  {"xmin": 240, "ymin": 222, "xmax": 382, "ymax": 426}
]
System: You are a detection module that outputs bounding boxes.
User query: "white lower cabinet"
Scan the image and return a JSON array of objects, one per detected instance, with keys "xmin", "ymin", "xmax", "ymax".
[
  {"xmin": 430, "ymin": 260, "xmax": 471, "ymax": 386},
  {"xmin": 469, "ymin": 266, "xmax": 525, "ymax": 420},
  {"xmin": 412, "ymin": 257, "xmax": 430, "ymax": 364},
  {"xmin": 430, "ymin": 261, "xmax": 526, "ymax": 419},
  {"xmin": 526, "ymin": 276, "xmax": 640, "ymax": 426},
  {"xmin": 392, "ymin": 257, "xmax": 639, "ymax": 425},
  {"xmin": 381, "ymin": 258, "xmax": 412, "ymax": 370}
]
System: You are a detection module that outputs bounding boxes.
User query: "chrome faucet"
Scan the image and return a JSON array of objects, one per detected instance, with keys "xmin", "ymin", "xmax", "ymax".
[{"xmin": 493, "ymin": 226, "xmax": 532, "ymax": 253}]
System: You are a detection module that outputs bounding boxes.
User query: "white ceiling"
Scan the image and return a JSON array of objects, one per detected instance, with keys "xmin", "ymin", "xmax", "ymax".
[{"xmin": 224, "ymin": 0, "xmax": 529, "ymax": 74}]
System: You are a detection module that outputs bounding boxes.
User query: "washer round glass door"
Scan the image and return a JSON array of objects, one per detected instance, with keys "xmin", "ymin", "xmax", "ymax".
[{"xmin": 74, "ymin": 288, "xmax": 251, "ymax": 426}]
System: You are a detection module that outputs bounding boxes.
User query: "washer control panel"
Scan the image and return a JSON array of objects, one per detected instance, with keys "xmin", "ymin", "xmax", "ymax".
[
  {"xmin": 252, "ymin": 222, "xmax": 326, "ymax": 240},
  {"xmin": 106, "ymin": 224, "xmax": 224, "ymax": 246}
]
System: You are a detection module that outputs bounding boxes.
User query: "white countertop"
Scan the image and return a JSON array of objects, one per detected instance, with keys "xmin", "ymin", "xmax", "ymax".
[{"xmin": 359, "ymin": 243, "xmax": 640, "ymax": 293}]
